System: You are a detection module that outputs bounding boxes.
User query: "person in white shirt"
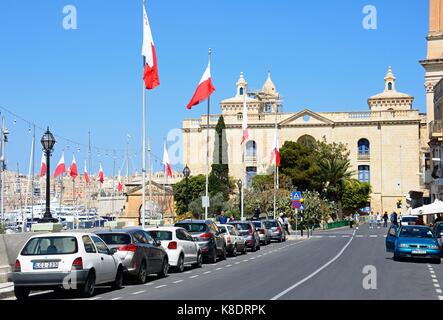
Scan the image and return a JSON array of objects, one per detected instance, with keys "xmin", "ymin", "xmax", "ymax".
[{"xmin": 376, "ymin": 213, "xmax": 382, "ymax": 228}]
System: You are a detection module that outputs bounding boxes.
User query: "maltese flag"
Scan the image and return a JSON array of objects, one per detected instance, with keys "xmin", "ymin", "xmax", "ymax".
[
  {"xmin": 84, "ymin": 160, "xmax": 89, "ymax": 185},
  {"xmin": 142, "ymin": 2, "xmax": 160, "ymax": 90},
  {"xmin": 98, "ymin": 163, "xmax": 104, "ymax": 184},
  {"xmin": 186, "ymin": 61, "xmax": 215, "ymax": 109},
  {"xmin": 54, "ymin": 153, "xmax": 66, "ymax": 178},
  {"xmin": 40, "ymin": 153, "xmax": 47, "ymax": 177},
  {"xmin": 163, "ymin": 144, "xmax": 173, "ymax": 178},
  {"xmin": 270, "ymin": 128, "xmax": 281, "ymax": 167},
  {"xmin": 69, "ymin": 155, "xmax": 78, "ymax": 180},
  {"xmin": 117, "ymin": 172, "xmax": 123, "ymax": 192},
  {"xmin": 241, "ymin": 90, "xmax": 249, "ymax": 144}
]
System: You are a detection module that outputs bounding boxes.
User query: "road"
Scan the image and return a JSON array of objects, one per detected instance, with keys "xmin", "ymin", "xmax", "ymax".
[{"xmin": 8, "ymin": 224, "xmax": 443, "ymax": 300}]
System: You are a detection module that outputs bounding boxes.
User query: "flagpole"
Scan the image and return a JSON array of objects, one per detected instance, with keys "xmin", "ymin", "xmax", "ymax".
[
  {"xmin": 273, "ymin": 106, "xmax": 278, "ymax": 220},
  {"xmin": 142, "ymin": 64, "xmax": 147, "ymax": 229},
  {"xmin": 205, "ymin": 48, "xmax": 211, "ymax": 221},
  {"xmin": 148, "ymin": 137, "xmax": 153, "ymax": 220}
]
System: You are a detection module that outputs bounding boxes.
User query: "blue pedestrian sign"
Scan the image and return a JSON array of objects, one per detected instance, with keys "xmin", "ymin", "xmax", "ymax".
[
  {"xmin": 300, "ymin": 204, "xmax": 305, "ymax": 211},
  {"xmin": 291, "ymin": 191, "xmax": 302, "ymax": 201}
]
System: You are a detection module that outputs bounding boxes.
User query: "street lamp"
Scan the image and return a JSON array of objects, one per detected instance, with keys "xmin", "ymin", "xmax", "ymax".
[
  {"xmin": 183, "ymin": 165, "xmax": 191, "ymax": 213},
  {"xmin": 40, "ymin": 127, "xmax": 58, "ymax": 223},
  {"xmin": 237, "ymin": 179, "xmax": 242, "ymax": 217}
]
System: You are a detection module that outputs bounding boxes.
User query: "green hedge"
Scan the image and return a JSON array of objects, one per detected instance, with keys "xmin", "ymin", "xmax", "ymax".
[{"xmin": 325, "ymin": 220, "xmax": 350, "ymax": 229}]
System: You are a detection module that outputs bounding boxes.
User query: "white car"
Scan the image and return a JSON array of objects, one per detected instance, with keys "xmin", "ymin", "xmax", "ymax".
[
  {"xmin": 146, "ymin": 227, "xmax": 202, "ymax": 273},
  {"xmin": 218, "ymin": 224, "xmax": 247, "ymax": 256},
  {"xmin": 12, "ymin": 232, "xmax": 124, "ymax": 300}
]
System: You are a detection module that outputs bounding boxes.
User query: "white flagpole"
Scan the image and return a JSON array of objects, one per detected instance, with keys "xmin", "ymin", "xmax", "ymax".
[{"xmin": 204, "ymin": 48, "xmax": 211, "ymax": 221}]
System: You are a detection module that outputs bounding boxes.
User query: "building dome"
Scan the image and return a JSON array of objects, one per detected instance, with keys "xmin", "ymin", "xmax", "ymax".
[{"xmin": 262, "ymin": 69, "xmax": 278, "ymax": 96}]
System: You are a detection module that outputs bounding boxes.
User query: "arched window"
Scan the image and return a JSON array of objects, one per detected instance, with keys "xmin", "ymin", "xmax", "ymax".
[
  {"xmin": 358, "ymin": 139, "xmax": 370, "ymax": 156},
  {"xmin": 297, "ymin": 135, "xmax": 316, "ymax": 150},
  {"xmin": 358, "ymin": 165, "xmax": 370, "ymax": 183},
  {"xmin": 388, "ymin": 82, "xmax": 393, "ymax": 91},
  {"xmin": 246, "ymin": 141, "xmax": 257, "ymax": 158},
  {"xmin": 239, "ymin": 87, "xmax": 244, "ymax": 96}
]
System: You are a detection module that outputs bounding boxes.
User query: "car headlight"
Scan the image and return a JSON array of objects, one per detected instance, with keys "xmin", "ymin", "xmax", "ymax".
[
  {"xmin": 429, "ymin": 245, "xmax": 440, "ymax": 250},
  {"xmin": 398, "ymin": 243, "xmax": 409, "ymax": 248}
]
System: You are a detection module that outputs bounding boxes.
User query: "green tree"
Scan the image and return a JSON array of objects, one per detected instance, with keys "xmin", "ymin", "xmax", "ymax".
[
  {"xmin": 342, "ymin": 179, "xmax": 372, "ymax": 216},
  {"xmin": 252, "ymin": 174, "xmax": 292, "ymax": 192},
  {"xmin": 209, "ymin": 116, "xmax": 230, "ymax": 200},
  {"xmin": 188, "ymin": 192, "xmax": 229, "ymax": 219},
  {"xmin": 173, "ymin": 174, "xmax": 206, "ymax": 214}
]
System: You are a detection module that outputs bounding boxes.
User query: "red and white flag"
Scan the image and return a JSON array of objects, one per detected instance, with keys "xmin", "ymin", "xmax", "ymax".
[
  {"xmin": 69, "ymin": 155, "xmax": 78, "ymax": 180},
  {"xmin": 117, "ymin": 172, "xmax": 123, "ymax": 192},
  {"xmin": 142, "ymin": 3, "xmax": 160, "ymax": 90},
  {"xmin": 84, "ymin": 160, "xmax": 89, "ymax": 185},
  {"xmin": 40, "ymin": 153, "xmax": 47, "ymax": 177},
  {"xmin": 163, "ymin": 144, "xmax": 173, "ymax": 178},
  {"xmin": 186, "ymin": 61, "xmax": 215, "ymax": 109},
  {"xmin": 98, "ymin": 163, "xmax": 104, "ymax": 184},
  {"xmin": 241, "ymin": 91, "xmax": 249, "ymax": 144},
  {"xmin": 270, "ymin": 128, "xmax": 281, "ymax": 167},
  {"xmin": 54, "ymin": 153, "xmax": 66, "ymax": 178}
]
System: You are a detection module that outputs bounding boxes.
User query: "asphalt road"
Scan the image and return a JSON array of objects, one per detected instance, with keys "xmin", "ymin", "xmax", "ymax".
[{"xmin": 9, "ymin": 224, "xmax": 443, "ymax": 300}]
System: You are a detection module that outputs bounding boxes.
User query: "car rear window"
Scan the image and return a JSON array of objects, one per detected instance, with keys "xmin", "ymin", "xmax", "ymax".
[
  {"xmin": 252, "ymin": 222, "xmax": 262, "ymax": 228},
  {"xmin": 21, "ymin": 236, "xmax": 78, "ymax": 256},
  {"xmin": 399, "ymin": 227, "xmax": 434, "ymax": 238},
  {"xmin": 401, "ymin": 217, "xmax": 418, "ymax": 222},
  {"xmin": 231, "ymin": 223, "xmax": 250, "ymax": 231},
  {"xmin": 175, "ymin": 223, "xmax": 208, "ymax": 233},
  {"xmin": 97, "ymin": 233, "xmax": 131, "ymax": 245},
  {"xmin": 264, "ymin": 221, "xmax": 277, "ymax": 228},
  {"xmin": 148, "ymin": 230, "xmax": 173, "ymax": 241}
]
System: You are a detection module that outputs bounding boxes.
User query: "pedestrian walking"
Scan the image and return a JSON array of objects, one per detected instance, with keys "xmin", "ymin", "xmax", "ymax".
[
  {"xmin": 218, "ymin": 211, "xmax": 228, "ymax": 224},
  {"xmin": 283, "ymin": 215, "xmax": 291, "ymax": 235},
  {"xmin": 228, "ymin": 215, "xmax": 235, "ymax": 222},
  {"xmin": 353, "ymin": 212, "xmax": 360, "ymax": 228},
  {"xmin": 376, "ymin": 212, "xmax": 382, "ymax": 228},
  {"xmin": 383, "ymin": 212, "xmax": 389, "ymax": 228},
  {"xmin": 392, "ymin": 211, "xmax": 398, "ymax": 226},
  {"xmin": 369, "ymin": 212, "xmax": 375, "ymax": 229}
]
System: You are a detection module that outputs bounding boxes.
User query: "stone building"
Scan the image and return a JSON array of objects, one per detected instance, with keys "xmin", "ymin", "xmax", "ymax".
[{"xmin": 182, "ymin": 68, "xmax": 428, "ymax": 214}]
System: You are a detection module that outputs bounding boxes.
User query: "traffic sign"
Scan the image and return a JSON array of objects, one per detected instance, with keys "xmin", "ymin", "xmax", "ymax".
[
  {"xmin": 291, "ymin": 191, "xmax": 302, "ymax": 201},
  {"xmin": 300, "ymin": 204, "xmax": 305, "ymax": 211},
  {"xmin": 292, "ymin": 200, "xmax": 302, "ymax": 209}
]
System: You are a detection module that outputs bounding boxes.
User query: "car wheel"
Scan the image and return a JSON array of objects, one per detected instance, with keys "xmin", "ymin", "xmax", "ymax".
[
  {"xmin": 434, "ymin": 258, "xmax": 442, "ymax": 265},
  {"xmin": 194, "ymin": 253, "xmax": 203, "ymax": 268},
  {"xmin": 158, "ymin": 258, "xmax": 169, "ymax": 278},
  {"xmin": 176, "ymin": 254, "xmax": 185, "ymax": 273},
  {"xmin": 242, "ymin": 244, "xmax": 248, "ymax": 255},
  {"xmin": 136, "ymin": 260, "xmax": 148, "ymax": 284},
  {"xmin": 112, "ymin": 267, "xmax": 124, "ymax": 290},
  {"xmin": 231, "ymin": 244, "xmax": 238, "ymax": 257},
  {"xmin": 278, "ymin": 236, "xmax": 283, "ymax": 243},
  {"xmin": 393, "ymin": 254, "xmax": 400, "ymax": 262},
  {"xmin": 220, "ymin": 245, "xmax": 227, "ymax": 260},
  {"xmin": 251, "ymin": 243, "xmax": 257, "ymax": 252},
  {"xmin": 80, "ymin": 271, "xmax": 96, "ymax": 298},
  {"xmin": 208, "ymin": 247, "xmax": 217, "ymax": 264},
  {"xmin": 14, "ymin": 287, "xmax": 30, "ymax": 300}
]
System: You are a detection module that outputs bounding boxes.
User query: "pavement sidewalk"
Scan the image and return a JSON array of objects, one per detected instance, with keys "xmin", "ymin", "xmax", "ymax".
[{"xmin": 0, "ymin": 282, "xmax": 14, "ymax": 300}]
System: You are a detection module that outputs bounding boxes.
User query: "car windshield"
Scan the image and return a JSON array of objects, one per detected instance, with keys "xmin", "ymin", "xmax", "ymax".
[
  {"xmin": 252, "ymin": 222, "xmax": 262, "ymax": 228},
  {"xmin": 176, "ymin": 223, "xmax": 208, "ymax": 233},
  {"xmin": 231, "ymin": 223, "xmax": 250, "ymax": 231},
  {"xmin": 399, "ymin": 227, "xmax": 435, "ymax": 239},
  {"xmin": 21, "ymin": 236, "xmax": 78, "ymax": 256},
  {"xmin": 401, "ymin": 217, "xmax": 417, "ymax": 222},
  {"xmin": 97, "ymin": 233, "xmax": 131, "ymax": 245},
  {"xmin": 264, "ymin": 221, "xmax": 277, "ymax": 228},
  {"xmin": 148, "ymin": 230, "xmax": 172, "ymax": 241}
]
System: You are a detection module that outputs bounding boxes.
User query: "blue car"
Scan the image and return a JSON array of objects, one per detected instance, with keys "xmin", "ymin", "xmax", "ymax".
[{"xmin": 386, "ymin": 225, "xmax": 441, "ymax": 264}]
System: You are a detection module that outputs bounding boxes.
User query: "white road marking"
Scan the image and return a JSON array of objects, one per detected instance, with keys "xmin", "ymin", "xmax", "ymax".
[
  {"xmin": 271, "ymin": 236, "xmax": 354, "ymax": 300},
  {"xmin": 439, "ymin": 296, "xmax": 443, "ymax": 300},
  {"xmin": 356, "ymin": 235, "xmax": 364, "ymax": 238},
  {"xmin": 204, "ymin": 271, "xmax": 212, "ymax": 274},
  {"xmin": 436, "ymin": 289, "xmax": 442, "ymax": 294},
  {"xmin": 190, "ymin": 275, "xmax": 199, "ymax": 279},
  {"xmin": 173, "ymin": 280, "xmax": 184, "ymax": 284},
  {"xmin": 369, "ymin": 235, "xmax": 378, "ymax": 238},
  {"xmin": 216, "ymin": 267, "xmax": 223, "ymax": 271},
  {"xmin": 235, "ymin": 262, "xmax": 241, "ymax": 265},
  {"xmin": 243, "ymin": 260, "xmax": 249, "ymax": 262},
  {"xmin": 432, "ymin": 275, "xmax": 437, "ymax": 278},
  {"xmin": 434, "ymin": 284, "xmax": 440, "ymax": 288},
  {"xmin": 433, "ymin": 279, "xmax": 438, "ymax": 283},
  {"xmin": 155, "ymin": 285, "xmax": 166, "ymax": 289},
  {"xmin": 430, "ymin": 270, "xmax": 435, "ymax": 274},
  {"xmin": 329, "ymin": 236, "xmax": 337, "ymax": 238},
  {"xmin": 111, "ymin": 297, "xmax": 121, "ymax": 301},
  {"xmin": 145, "ymin": 282, "xmax": 154, "ymax": 286},
  {"xmin": 184, "ymin": 271, "xmax": 192, "ymax": 274},
  {"xmin": 132, "ymin": 290, "xmax": 146, "ymax": 295},
  {"xmin": 88, "ymin": 297, "xmax": 102, "ymax": 300},
  {"xmin": 226, "ymin": 264, "xmax": 233, "ymax": 268}
]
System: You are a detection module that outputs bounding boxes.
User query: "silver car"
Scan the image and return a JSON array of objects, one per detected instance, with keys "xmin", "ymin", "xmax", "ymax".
[
  {"xmin": 95, "ymin": 229, "xmax": 169, "ymax": 284},
  {"xmin": 251, "ymin": 220, "xmax": 271, "ymax": 245}
]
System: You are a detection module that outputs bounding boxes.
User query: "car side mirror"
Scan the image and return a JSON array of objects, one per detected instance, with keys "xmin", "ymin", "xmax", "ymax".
[
  {"xmin": 110, "ymin": 248, "xmax": 117, "ymax": 255},
  {"xmin": 155, "ymin": 240, "xmax": 161, "ymax": 246}
]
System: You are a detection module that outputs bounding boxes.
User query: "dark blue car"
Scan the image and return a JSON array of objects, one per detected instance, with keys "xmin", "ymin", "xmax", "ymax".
[{"xmin": 386, "ymin": 225, "xmax": 441, "ymax": 264}]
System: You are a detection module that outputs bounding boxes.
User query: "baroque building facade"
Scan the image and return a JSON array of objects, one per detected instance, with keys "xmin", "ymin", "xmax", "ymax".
[{"xmin": 183, "ymin": 68, "xmax": 428, "ymax": 215}]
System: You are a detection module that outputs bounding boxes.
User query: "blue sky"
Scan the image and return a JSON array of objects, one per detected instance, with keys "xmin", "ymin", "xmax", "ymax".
[{"xmin": 0, "ymin": 0, "xmax": 428, "ymax": 176}]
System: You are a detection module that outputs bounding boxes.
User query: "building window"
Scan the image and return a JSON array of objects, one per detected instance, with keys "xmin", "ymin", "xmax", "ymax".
[
  {"xmin": 239, "ymin": 87, "xmax": 244, "ymax": 96},
  {"xmin": 246, "ymin": 141, "xmax": 257, "ymax": 158},
  {"xmin": 358, "ymin": 165, "xmax": 370, "ymax": 183},
  {"xmin": 388, "ymin": 82, "xmax": 393, "ymax": 91},
  {"xmin": 246, "ymin": 167, "xmax": 257, "ymax": 188},
  {"xmin": 358, "ymin": 139, "xmax": 370, "ymax": 156}
]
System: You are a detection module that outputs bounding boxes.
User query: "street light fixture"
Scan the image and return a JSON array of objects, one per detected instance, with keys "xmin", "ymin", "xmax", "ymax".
[
  {"xmin": 183, "ymin": 165, "xmax": 191, "ymax": 213},
  {"xmin": 40, "ymin": 127, "xmax": 58, "ymax": 224}
]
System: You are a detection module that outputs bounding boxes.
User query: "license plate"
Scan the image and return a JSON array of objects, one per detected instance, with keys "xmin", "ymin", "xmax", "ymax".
[
  {"xmin": 411, "ymin": 250, "xmax": 427, "ymax": 255},
  {"xmin": 33, "ymin": 262, "xmax": 59, "ymax": 270}
]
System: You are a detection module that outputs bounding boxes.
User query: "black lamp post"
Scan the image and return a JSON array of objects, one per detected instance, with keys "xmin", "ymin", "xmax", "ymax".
[
  {"xmin": 237, "ymin": 179, "xmax": 242, "ymax": 216},
  {"xmin": 183, "ymin": 165, "xmax": 191, "ymax": 213},
  {"xmin": 40, "ymin": 127, "xmax": 58, "ymax": 223}
]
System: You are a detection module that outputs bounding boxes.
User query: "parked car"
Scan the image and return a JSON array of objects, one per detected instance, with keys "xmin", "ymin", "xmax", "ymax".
[
  {"xmin": 399, "ymin": 215, "xmax": 418, "ymax": 226},
  {"xmin": 263, "ymin": 219, "xmax": 286, "ymax": 242},
  {"xmin": 12, "ymin": 232, "xmax": 124, "ymax": 300},
  {"xmin": 250, "ymin": 220, "xmax": 271, "ymax": 245},
  {"xmin": 386, "ymin": 225, "xmax": 441, "ymax": 264},
  {"xmin": 228, "ymin": 222, "xmax": 260, "ymax": 252},
  {"xmin": 146, "ymin": 226, "xmax": 202, "ymax": 272},
  {"xmin": 95, "ymin": 229, "xmax": 169, "ymax": 284},
  {"xmin": 174, "ymin": 220, "xmax": 227, "ymax": 263},
  {"xmin": 217, "ymin": 224, "xmax": 247, "ymax": 256}
]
